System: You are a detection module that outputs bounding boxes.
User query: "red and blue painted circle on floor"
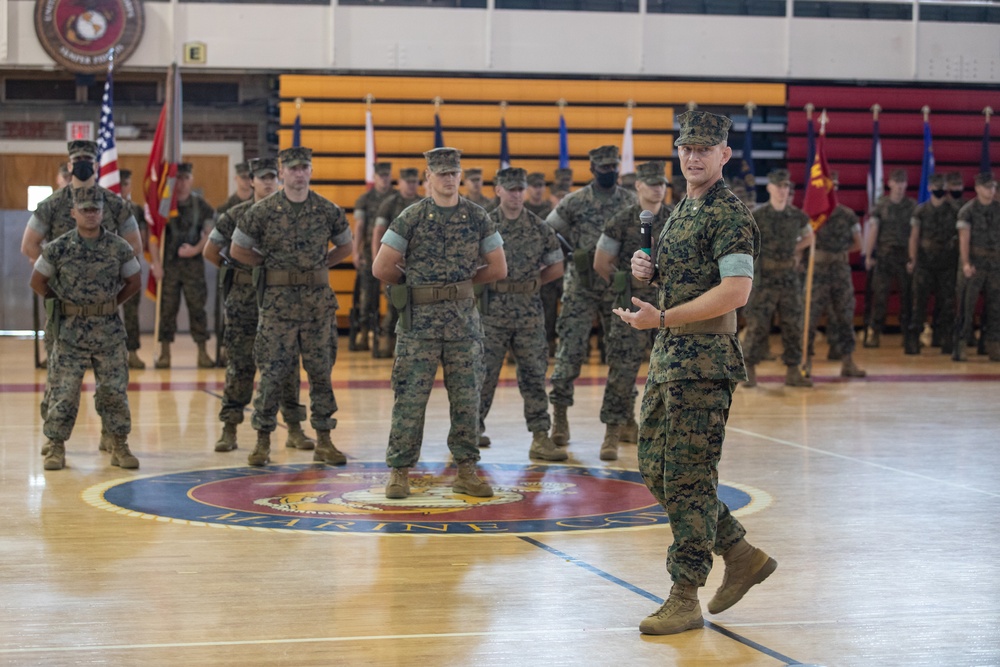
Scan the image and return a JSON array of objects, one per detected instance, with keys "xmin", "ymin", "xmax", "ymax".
[{"xmin": 85, "ymin": 462, "xmax": 766, "ymax": 535}]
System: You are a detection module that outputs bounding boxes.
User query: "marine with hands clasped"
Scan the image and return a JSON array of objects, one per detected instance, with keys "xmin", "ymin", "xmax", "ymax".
[{"xmin": 613, "ymin": 111, "xmax": 776, "ymax": 636}]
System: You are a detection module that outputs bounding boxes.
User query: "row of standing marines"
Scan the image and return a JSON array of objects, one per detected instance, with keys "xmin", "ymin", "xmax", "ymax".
[{"xmin": 24, "ymin": 110, "xmax": 1000, "ymax": 636}]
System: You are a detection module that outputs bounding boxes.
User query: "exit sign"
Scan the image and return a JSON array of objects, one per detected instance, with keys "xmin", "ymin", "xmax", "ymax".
[{"xmin": 67, "ymin": 122, "xmax": 94, "ymax": 141}]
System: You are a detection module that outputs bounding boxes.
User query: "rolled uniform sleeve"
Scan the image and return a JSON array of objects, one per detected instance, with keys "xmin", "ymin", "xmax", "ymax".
[
  {"xmin": 232, "ymin": 227, "xmax": 256, "ymax": 249},
  {"xmin": 332, "ymin": 228, "xmax": 353, "ymax": 248},
  {"xmin": 719, "ymin": 253, "xmax": 754, "ymax": 278},
  {"xmin": 545, "ymin": 209, "xmax": 570, "ymax": 236},
  {"xmin": 480, "ymin": 230, "xmax": 503, "ymax": 255},
  {"xmin": 381, "ymin": 229, "xmax": 407, "ymax": 254},
  {"xmin": 596, "ymin": 233, "xmax": 621, "ymax": 257},
  {"xmin": 27, "ymin": 213, "xmax": 49, "ymax": 237},
  {"xmin": 121, "ymin": 257, "xmax": 141, "ymax": 279},
  {"xmin": 34, "ymin": 255, "xmax": 55, "ymax": 278},
  {"xmin": 208, "ymin": 228, "xmax": 228, "ymax": 246}
]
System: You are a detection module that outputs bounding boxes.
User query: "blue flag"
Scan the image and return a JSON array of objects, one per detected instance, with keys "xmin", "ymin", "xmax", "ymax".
[
  {"xmin": 558, "ymin": 115, "xmax": 569, "ymax": 169},
  {"xmin": 983, "ymin": 116, "xmax": 992, "ymax": 174},
  {"xmin": 292, "ymin": 113, "xmax": 301, "ymax": 148},
  {"xmin": 918, "ymin": 119, "xmax": 935, "ymax": 204},
  {"xmin": 499, "ymin": 118, "xmax": 511, "ymax": 169},
  {"xmin": 434, "ymin": 113, "xmax": 444, "ymax": 149}
]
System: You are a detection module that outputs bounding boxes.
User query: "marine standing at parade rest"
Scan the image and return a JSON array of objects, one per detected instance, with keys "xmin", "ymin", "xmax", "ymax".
[
  {"xmin": 22, "ymin": 140, "xmax": 141, "ymax": 456},
  {"xmin": 371, "ymin": 167, "xmax": 424, "ymax": 358},
  {"xmin": 477, "ymin": 167, "xmax": 566, "ymax": 462},
  {"xmin": 545, "ymin": 145, "xmax": 637, "ymax": 447},
  {"xmin": 352, "ymin": 162, "xmax": 397, "ymax": 351},
  {"xmin": 614, "ymin": 110, "xmax": 775, "ymax": 636},
  {"xmin": 954, "ymin": 172, "xmax": 1000, "ymax": 362},
  {"xmin": 148, "ymin": 162, "xmax": 216, "ymax": 369},
  {"xmin": 232, "ymin": 147, "xmax": 354, "ymax": 467},
  {"xmin": 118, "ymin": 169, "xmax": 149, "ymax": 370},
  {"xmin": 31, "ymin": 186, "xmax": 142, "ymax": 471},
  {"xmin": 204, "ymin": 157, "xmax": 314, "ymax": 454},
  {"xmin": 217, "ymin": 161, "xmax": 254, "ymax": 216},
  {"xmin": 524, "ymin": 172, "xmax": 560, "ymax": 356},
  {"xmin": 594, "ymin": 160, "xmax": 672, "ymax": 461},
  {"xmin": 906, "ymin": 173, "xmax": 958, "ymax": 355},
  {"xmin": 372, "ymin": 147, "xmax": 507, "ymax": 500},
  {"xmin": 462, "ymin": 167, "xmax": 493, "ymax": 208},
  {"xmin": 807, "ymin": 172, "xmax": 866, "ymax": 377},
  {"xmin": 864, "ymin": 168, "xmax": 917, "ymax": 348},
  {"xmin": 740, "ymin": 169, "xmax": 813, "ymax": 387}
]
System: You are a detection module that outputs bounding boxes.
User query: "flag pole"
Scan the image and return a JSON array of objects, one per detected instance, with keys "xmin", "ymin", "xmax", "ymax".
[
  {"xmin": 152, "ymin": 64, "xmax": 176, "ymax": 367},
  {"xmin": 801, "ymin": 109, "xmax": 828, "ymax": 376}
]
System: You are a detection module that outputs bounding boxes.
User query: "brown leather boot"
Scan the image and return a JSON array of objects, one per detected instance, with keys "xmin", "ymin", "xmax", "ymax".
[
  {"xmin": 110, "ymin": 436, "xmax": 139, "ymax": 469},
  {"xmin": 529, "ymin": 431, "xmax": 568, "ymax": 461},
  {"xmin": 784, "ymin": 365, "xmax": 813, "ymax": 387},
  {"xmin": 840, "ymin": 355, "xmax": 867, "ymax": 378},
  {"xmin": 196, "ymin": 342, "xmax": 214, "ymax": 368},
  {"xmin": 43, "ymin": 440, "xmax": 66, "ymax": 470},
  {"xmin": 313, "ymin": 430, "xmax": 346, "ymax": 465},
  {"xmin": 154, "ymin": 342, "xmax": 171, "ymax": 369},
  {"xmin": 248, "ymin": 432, "xmax": 271, "ymax": 467},
  {"xmin": 452, "ymin": 461, "xmax": 493, "ymax": 497},
  {"xmin": 215, "ymin": 423, "xmax": 238, "ymax": 452},
  {"xmin": 385, "ymin": 467, "xmax": 410, "ymax": 499},
  {"xmin": 639, "ymin": 583, "xmax": 704, "ymax": 635},
  {"xmin": 599, "ymin": 424, "xmax": 620, "ymax": 461},
  {"xmin": 285, "ymin": 422, "xmax": 316, "ymax": 450},
  {"xmin": 707, "ymin": 538, "xmax": 777, "ymax": 614},
  {"xmin": 550, "ymin": 404, "xmax": 570, "ymax": 446}
]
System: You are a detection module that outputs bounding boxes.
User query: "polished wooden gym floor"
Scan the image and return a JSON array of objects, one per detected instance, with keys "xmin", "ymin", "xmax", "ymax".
[{"xmin": 1, "ymin": 332, "xmax": 998, "ymax": 667}]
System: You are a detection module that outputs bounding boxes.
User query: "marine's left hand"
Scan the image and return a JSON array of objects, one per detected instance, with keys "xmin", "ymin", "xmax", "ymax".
[{"xmin": 612, "ymin": 297, "xmax": 661, "ymax": 331}]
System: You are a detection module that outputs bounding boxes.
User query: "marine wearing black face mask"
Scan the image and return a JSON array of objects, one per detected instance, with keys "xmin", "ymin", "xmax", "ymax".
[
  {"xmin": 71, "ymin": 159, "xmax": 95, "ymax": 182},
  {"xmin": 595, "ymin": 170, "xmax": 618, "ymax": 189}
]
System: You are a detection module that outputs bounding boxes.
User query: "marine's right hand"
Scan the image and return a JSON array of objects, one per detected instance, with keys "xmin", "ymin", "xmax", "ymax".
[{"xmin": 630, "ymin": 249, "xmax": 654, "ymax": 282}]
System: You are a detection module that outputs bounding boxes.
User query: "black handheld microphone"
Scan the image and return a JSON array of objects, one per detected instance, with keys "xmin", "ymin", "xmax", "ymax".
[{"xmin": 639, "ymin": 210, "xmax": 653, "ymax": 255}]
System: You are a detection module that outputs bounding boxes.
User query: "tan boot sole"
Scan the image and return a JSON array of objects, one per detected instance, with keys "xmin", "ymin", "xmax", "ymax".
[{"xmin": 707, "ymin": 553, "xmax": 777, "ymax": 615}]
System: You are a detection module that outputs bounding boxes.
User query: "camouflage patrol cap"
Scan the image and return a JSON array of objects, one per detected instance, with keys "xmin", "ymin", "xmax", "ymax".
[
  {"xmin": 249, "ymin": 157, "xmax": 278, "ymax": 177},
  {"xmin": 527, "ymin": 172, "xmax": 546, "ymax": 187},
  {"xmin": 120, "ymin": 169, "xmax": 133, "ymax": 180},
  {"xmin": 889, "ymin": 168, "xmax": 908, "ymax": 183},
  {"xmin": 464, "ymin": 168, "xmax": 483, "ymax": 180},
  {"xmin": 946, "ymin": 171, "xmax": 964, "ymax": 187},
  {"xmin": 674, "ymin": 110, "xmax": 732, "ymax": 147},
  {"xmin": 375, "ymin": 162, "xmax": 392, "ymax": 176},
  {"xmin": 495, "ymin": 167, "xmax": 528, "ymax": 190},
  {"xmin": 767, "ymin": 169, "xmax": 791, "ymax": 185},
  {"xmin": 235, "ymin": 161, "xmax": 251, "ymax": 176},
  {"xmin": 72, "ymin": 186, "xmax": 104, "ymax": 210},
  {"xmin": 67, "ymin": 140, "xmax": 98, "ymax": 159},
  {"xmin": 929, "ymin": 173, "xmax": 946, "ymax": 188},
  {"xmin": 975, "ymin": 171, "xmax": 997, "ymax": 187},
  {"xmin": 423, "ymin": 147, "xmax": 462, "ymax": 174},
  {"xmin": 619, "ymin": 173, "xmax": 637, "ymax": 190},
  {"xmin": 279, "ymin": 146, "xmax": 313, "ymax": 168},
  {"xmin": 554, "ymin": 168, "xmax": 574, "ymax": 188},
  {"xmin": 177, "ymin": 162, "xmax": 194, "ymax": 176},
  {"xmin": 399, "ymin": 167, "xmax": 420, "ymax": 182},
  {"xmin": 588, "ymin": 145, "xmax": 620, "ymax": 167},
  {"xmin": 636, "ymin": 161, "xmax": 668, "ymax": 185}
]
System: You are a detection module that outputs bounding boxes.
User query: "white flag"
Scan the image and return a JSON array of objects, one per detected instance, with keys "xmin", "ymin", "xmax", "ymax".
[{"xmin": 620, "ymin": 115, "xmax": 635, "ymax": 175}]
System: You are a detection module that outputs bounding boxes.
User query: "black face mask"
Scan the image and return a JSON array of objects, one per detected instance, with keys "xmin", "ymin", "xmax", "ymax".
[
  {"xmin": 595, "ymin": 171, "xmax": 618, "ymax": 189},
  {"xmin": 950, "ymin": 189, "xmax": 964, "ymax": 198},
  {"xmin": 71, "ymin": 160, "xmax": 95, "ymax": 181},
  {"xmin": 931, "ymin": 189, "xmax": 947, "ymax": 199}
]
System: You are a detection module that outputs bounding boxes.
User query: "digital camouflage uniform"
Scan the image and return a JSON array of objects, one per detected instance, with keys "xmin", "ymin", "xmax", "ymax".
[
  {"xmin": 868, "ymin": 194, "xmax": 917, "ymax": 335},
  {"xmin": 742, "ymin": 201, "xmax": 811, "ymax": 367},
  {"xmin": 210, "ymin": 198, "xmax": 306, "ymax": 428},
  {"xmin": 526, "ymin": 197, "xmax": 561, "ymax": 351},
  {"xmin": 380, "ymin": 197, "xmax": 502, "ymax": 468},
  {"xmin": 955, "ymin": 195, "xmax": 1000, "ymax": 351},
  {"xmin": 809, "ymin": 204, "xmax": 860, "ymax": 357},
  {"xmin": 463, "ymin": 169, "xmax": 493, "ymax": 208},
  {"xmin": 159, "ymin": 193, "xmax": 215, "ymax": 344},
  {"xmin": 546, "ymin": 167, "xmax": 637, "ymax": 407},
  {"xmin": 216, "ymin": 192, "xmax": 252, "ymax": 217},
  {"xmin": 234, "ymin": 190, "xmax": 352, "ymax": 433},
  {"xmin": 909, "ymin": 198, "xmax": 958, "ymax": 350},
  {"xmin": 35, "ymin": 227, "xmax": 140, "ymax": 442},
  {"xmin": 640, "ymin": 177, "xmax": 759, "ymax": 587},
  {"xmin": 479, "ymin": 203, "xmax": 563, "ymax": 436},
  {"xmin": 354, "ymin": 170, "xmax": 397, "ymax": 341},
  {"xmin": 598, "ymin": 201, "xmax": 670, "ymax": 426},
  {"xmin": 373, "ymin": 190, "xmax": 423, "ymax": 348},
  {"xmin": 122, "ymin": 199, "xmax": 146, "ymax": 352}
]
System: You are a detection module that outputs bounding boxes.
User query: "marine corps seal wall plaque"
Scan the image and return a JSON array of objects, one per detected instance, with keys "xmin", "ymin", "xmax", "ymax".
[{"xmin": 34, "ymin": 0, "xmax": 144, "ymax": 73}]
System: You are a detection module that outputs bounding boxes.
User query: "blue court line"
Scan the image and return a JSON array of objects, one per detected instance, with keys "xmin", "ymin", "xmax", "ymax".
[{"xmin": 518, "ymin": 535, "xmax": 806, "ymax": 666}]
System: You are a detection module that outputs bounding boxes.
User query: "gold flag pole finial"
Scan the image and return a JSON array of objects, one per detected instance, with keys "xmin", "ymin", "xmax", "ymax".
[
  {"xmin": 819, "ymin": 109, "xmax": 829, "ymax": 135},
  {"xmin": 745, "ymin": 101, "xmax": 757, "ymax": 116},
  {"xmin": 984, "ymin": 106, "xmax": 994, "ymax": 121},
  {"xmin": 433, "ymin": 96, "xmax": 443, "ymax": 113},
  {"xmin": 626, "ymin": 99, "xmax": 635, "ymax": 113},
  {"xmin": 804, "ymin": 102, "xmax": 815, "ymax": 120},
  {"xmin": 364, "ymin": 94, "xmax": 375, "ymax": 110},
  {"xmin": 500, "ymin": 100, "xmax": 508, "ymax": 117},
  {"xmin": 295, "ymin": 96, "xmax": 304, "ymax": 112},
  {"xmin": 871, "ymin": 103, "xmax": 881, "ymax": 121},
  {"xmin": 686, "ymin": 100, "xmax": 698, "ymax": 111},
  {"xmin": 922, "ymin": 105, "xmax": 931, "ymax": 123},
  {"xmin": 557, "ymin": 98, "xmax": 567, "ymax": 111}
]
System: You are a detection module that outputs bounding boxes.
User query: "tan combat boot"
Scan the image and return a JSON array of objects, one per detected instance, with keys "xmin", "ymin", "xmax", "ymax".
[
  {"xmin": 196, "ymin": 342, "xmax": 214, "ymax": 368},
  {"xmin": 784, "ymin": 365, "xmax": 813, "ymax": 388},
  {"xmin": 99, "ymin": 430, "xmax": 114, "ymax": 452},
  {"xmin": 529, "ymin": 431, "xmax": 568, "ymax": 462},
  {"xmin": 43, "ymin": 440, "xmax": 66, "ymax": 471},
  {"xmin": 620, "ymin": 417, "xmax": 639, "ymax": 444},
  {"xmin": 452, "ymin": 461, "xmax": 493, "ymax": 497},
  {"xmin": 550, "ymin": 404, "xmax": 570, "ymax": 446},
  {"xmin": 127, "ymin": 351, "xmax": 146, "ymax": 370},
  {"xmin": 840, "ymin": 354, "xmax": 867, "ymax": 378},
  {"xmin": 707, "ymin": 538, "xmax": 777, "ymax": 615},
  {"xmin": 639, "ymin": 583, "xmax": 704, "ymax": 635},
  {"xmin": 313, "ymin": 430, "xmax": 347, "ymax": 465},
  {"xmin": 743, "ymin": 364, "xmax": 757, "ymax": 387},
  {"xmin": 215, "ymin": 423, "xmax": 238, "ymax": 452},
  {"xmin": 599, "ymin": 424, "xmax": 621, "ymax": 461},
  {"xmin": 248, "ymin": 432, "xmax": 271, "ymax": 467},
  {"xmin": 478, "ymin": 434, "xmax": 492, "ymax": 447},
  {"xmin": 154, "ymin": 343, "xmax": 171, "ymax": 369},
  {"xmin": 385, "ymin": 467, "xmax": 410, "ymax": 499},
  {"xmin": 110, "ymin": 436, "xmax": 140, "ymax": 469},
  {"xmin": 285, "ymin": 422, "xmax": 316, "ymax": 450}
]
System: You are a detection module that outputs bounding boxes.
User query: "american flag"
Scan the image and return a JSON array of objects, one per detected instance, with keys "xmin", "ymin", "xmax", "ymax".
[{"xmin": 97, "ymin": 60, "xmax": 120, "ymax": 194}]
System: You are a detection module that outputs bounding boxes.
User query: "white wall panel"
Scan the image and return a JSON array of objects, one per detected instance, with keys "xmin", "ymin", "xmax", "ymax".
[
  {"xmin": 917, "ymin": 22, "xmax": 1000, "ymax": 82},
  {"xmin": 788, "ymin": 18, "xmax": 915, "ymax": 80},
  {"xmin": 642, "ymin": 15, "xmax": 788, "ymax": 78}
]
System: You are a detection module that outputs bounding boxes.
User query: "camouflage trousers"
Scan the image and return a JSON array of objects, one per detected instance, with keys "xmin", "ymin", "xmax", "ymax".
[
  {"xmin": 479, "ymin": 317, "xmax": 551, "ymax": 435},
  {"xmin": 386, "ymin": 333, "xmax": 484, "ymax": 468},
  {"xmin": 159, "ymin": 257, "xmax": 210, "ymax": 343},
  {"xmin": 252, "ymin": 312, "xmax": 338, "ymax": 433},
  {"xmin": 868, "ymin": 247, "xmax": 912, "ymax": 333},
  {"xmin": 549, "ymin": 284, "xmax": 616, "ymax": 407},
  {"xmin": 540, "ymin": 279, "xmax": 563, "ymax": 347},
  {"xmin": 911, "ymin": 258, "xmax": 957, "ymax": 345},
  {"xmin": 122, "ymin": 292, "xmax": 142, "ymax": 351},
  {"xmin": 357, "ymin": 264, "xmax": 381, "ymax": 333},
  {"xmin": 956, "ymin": 265, "xmax": 1000, "ymax": 345},
  {"xmin": 44, "ymin": 340, "xmax": 131, "ymax": 442},
  {"xmin": 638, "ymin": 378, "xmax": 745, "ymax": 587},
  {"xmin": 220, "ymin": 285, "xmax": 306, "ymax": 425},
  {"xmin": 743, "ymin": 270, "xmax": 804, "ymax": 366},
  {"xmin": 808, "ymin": 261, "xmax": 857, "ymax": 356},
  {"xmin": 601, "ymin": 313, "xmax": 653, "ymax": 425}
]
